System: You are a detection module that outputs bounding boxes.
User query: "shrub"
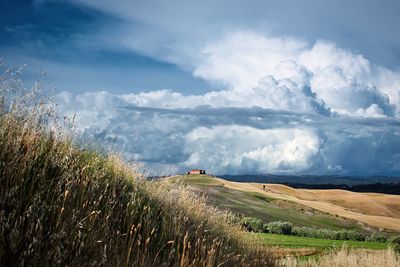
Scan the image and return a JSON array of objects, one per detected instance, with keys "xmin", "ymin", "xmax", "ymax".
[
  {"xmin": 388, "ymin": 236, "xmax": 400, "ymax": 253},
  {"xmin": 292, "ymin": 226, "xmax": 334, "ymax": 239},
  {"xmin": 241, "ymin": 217, "xmax": 263, "ymax": 232},
  {"xmin": 291, "ymin": 226, "xmax": 370, "ymax": 242},
  {"xmin": 338, "ymin": 230, "xmax": 349, "ymax": 240},
  {"xmin": 366, "ymin": 233, "xmax": 387, "ymax": 243},
  {"xmin": 346, "ymin": 230, "xmax": 366, "ymax": 241},
  {"xmin": 266, "ymin": 221, "xmax": 293, "ymax": 235},
  {"xmin": 315, "ymin": 228, "xmax": 337, "ymax": 240}
]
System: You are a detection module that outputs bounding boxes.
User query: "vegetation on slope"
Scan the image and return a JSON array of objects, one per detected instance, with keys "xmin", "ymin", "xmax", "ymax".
[
  {"xmin": 240, "ymin": 219, "xmax": 390, "ymax": 243},
  {"xmin": 0, "ymin": 75, "xmax": 275, "ymax": 266},
  {"xmin": 172, "ymin": 175, "xmax": 366, "ymax": 232},
  {"xmin": 1, "ymin": 69, "xmax": 398, "ymax": 266},
  {"xmin": 255, "ymin": 233, "xmax": 388, "ymax": 250}
]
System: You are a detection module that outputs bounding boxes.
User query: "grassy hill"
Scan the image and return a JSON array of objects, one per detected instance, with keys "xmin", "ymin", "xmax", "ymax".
[
  {"xmin": 1, "ymin": 66, "xmax": 399, "ymax": 267},
  {"xmin": 0, "ymin": 116, "xmax": 399, "ymax": 267},
  {"xmin": 0, "ymin": 81, "xmax": 398, "ymax": 266},
  {"xmin": 0, "ymin": 114, "xmax": 275, "ymax": 266},
  {"xmin": 170, "ymin": 175, "xmax": 400, "ymax": 232}
]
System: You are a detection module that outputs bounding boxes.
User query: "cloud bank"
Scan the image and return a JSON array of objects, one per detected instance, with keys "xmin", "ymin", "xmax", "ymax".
[{"xmin": 55, "ymin": 32, "xmax": 400, "ymax": 175}]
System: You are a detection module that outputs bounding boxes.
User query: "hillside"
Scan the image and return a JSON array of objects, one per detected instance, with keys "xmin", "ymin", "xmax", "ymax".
[
  {"xmin": 1, "ymin": 111, "xmax": 399, "ymax": 266},
  {"xmin": 0, "ymin": 115, "xmax": 274, "ymax": 266},
  {"xmin": 264, "ymin": 184, "xmax": 400, "ymax": 219},
  {"xmin": 170, "ymin": 175, "xmax": 400, "ymax": 232}
]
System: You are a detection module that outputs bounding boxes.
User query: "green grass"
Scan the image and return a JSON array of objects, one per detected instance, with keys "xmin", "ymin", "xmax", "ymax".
[
  {"xmin": 254, "ymin": 233, "xmax": 388, "ymax": 250},
  {"xmin": 198, "ymin": 184, "xmax": 366, "ymax": 232},
  {"xmin": 249, "ymin": 192, "xmax": 274, "ymax": 203},
  {"xmin": 170, "ymin": 174, "xmax": 224, "ymax": 186}
]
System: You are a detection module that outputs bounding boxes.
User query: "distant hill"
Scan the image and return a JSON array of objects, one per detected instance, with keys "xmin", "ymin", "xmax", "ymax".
[
  {"xmin": 220, "ymin": 174, "xmax": 400, "ymax": 185},
  {"xmin": 219, "ymin": 174, "xmax": 400, "ymax": 194},
  {"xmin": 170, "ymin": 175, "xmax": 400, "ymax": 232},
  {"xmin": 279, "ymin": 182, "xmax": 400, "ymax": 195}
]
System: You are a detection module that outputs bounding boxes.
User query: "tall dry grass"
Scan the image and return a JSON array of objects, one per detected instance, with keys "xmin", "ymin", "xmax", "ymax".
[
  {"xmin": 284, "ymin": 247, "xmax": 400, "ymax": 267},
  {"xmin": 0, "ymin": 67, "xmax": 275, "ymax": 266}
]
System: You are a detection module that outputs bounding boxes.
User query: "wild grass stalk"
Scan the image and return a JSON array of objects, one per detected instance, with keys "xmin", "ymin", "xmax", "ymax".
[
  {"xmin": 0, "ymin": 68, "xmax": 275, "ymax": 266},
  {"xmin": 283, "ymin": 246, "xmax": 400, "ymax": 267}
]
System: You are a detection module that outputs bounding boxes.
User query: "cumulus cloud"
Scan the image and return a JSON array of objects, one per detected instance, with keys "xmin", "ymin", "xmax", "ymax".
[
  {"xmin": 5, "ymin": 1, "xmax": 399, "ymax": 177},
  {"xmin": 184, "ymin": 126, "xmax": 321, "ymax": 174},
  {"xmin": 54, "ymin": 31, "xmax": 400, "ymax": 175},
  {"xmin": 310, "ymin": 66, "xmax": 395, "ymax": 116},
  {"xmin": 56, "ymin": 89, "xmax": 400, "ymax": 176},
  {"xmin": 193, "ymin": 32, "xmax": 307, "ymax": 90},
  {"xmin": 190, "ymin": 32, "xmax": 399, "ymax": 118},
  {"xmin": 298, "ymin": 41, "xmax": 372, "ymax": 79}
]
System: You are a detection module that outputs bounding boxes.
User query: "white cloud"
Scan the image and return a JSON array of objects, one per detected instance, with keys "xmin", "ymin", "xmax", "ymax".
[
  {"xmin": 184, "ymin": 126, "xmax": 320, "ymax": 174},
  {"xmin": 62, "ymin": 0, "xmax": 400, "ymax": 72},
  {"xmin": 55, "ymin": 89, "xmax": 400, "ymax": 176},
  {"xmin": 54, "ymin": 30, "xmax": 400, "ymax": 175},
  {"xmin": 354, "ymin": 104, "xmax": 386, "ymax": 118},
  {"xmin": 190, "ymin": 32, "xmax": 399, "ymax": 118},
  {"xmin": 374, "ymin": 67, "xmax": 400, "ymax": 115},
  {"xmin": 193, "ymin": 32, "xmax": 307, "ymax": 91},
  {"xmin": 298, "ymin": 41, "xmax": 371, "ymax": 79},
  {"xmin": 310, "ymin": 66, "xmax": 394, "ymax": 116},
  {"xmin": 250, "ymin": 75, "xmax": 330, "ymax": 115}
]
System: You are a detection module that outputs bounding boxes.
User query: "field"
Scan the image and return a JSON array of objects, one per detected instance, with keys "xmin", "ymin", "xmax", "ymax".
[
  {"xmin": 204, "ymin": 186, "xmax": 366, "ymax": 231},
  {"xmin": 254, "ymin": 233, "xmax": 388, "ymax": 250},
  {"xmin": 171, "ymin": 175, "xmax": 400, "ymax": 232},
  {"xmin": 261, "ymin": 183, "xmax": 400, "ymax": 219}
]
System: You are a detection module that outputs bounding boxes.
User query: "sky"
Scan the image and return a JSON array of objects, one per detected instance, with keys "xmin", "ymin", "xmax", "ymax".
[{"xmin": 1, "ymin": 0, "xmax": 400, "ymax": 176}]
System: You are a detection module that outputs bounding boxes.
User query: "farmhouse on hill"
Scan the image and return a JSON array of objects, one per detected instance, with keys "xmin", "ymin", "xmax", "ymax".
[{"xmin": 187, "ymin": 169, "xmax": 206, "ymax": 175}]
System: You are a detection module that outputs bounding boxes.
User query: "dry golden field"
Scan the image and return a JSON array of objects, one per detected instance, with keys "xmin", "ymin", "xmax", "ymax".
[
  {"xmin": 283, "ymin": 247, "xmax": 400, "ymax": 267},
  {"xmin": 173, "ymin": 175, "xmax": 400, "ymax": 232}
]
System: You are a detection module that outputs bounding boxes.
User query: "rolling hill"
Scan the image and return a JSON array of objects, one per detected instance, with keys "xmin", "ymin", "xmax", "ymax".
[{"xmin": 170, "ymin": 175, "xmax": 400, "ymax": 232}]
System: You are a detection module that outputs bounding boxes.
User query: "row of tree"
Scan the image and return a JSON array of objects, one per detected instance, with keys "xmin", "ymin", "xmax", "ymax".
[{"xmin": 240, "ymin": 217, "xmax": 400, "ymax": 245}]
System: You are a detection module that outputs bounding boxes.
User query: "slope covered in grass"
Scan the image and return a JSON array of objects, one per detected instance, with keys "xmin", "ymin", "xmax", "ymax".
[
  {"xmin": 0, "ymin": 114, "xmax": 275, "ymax": 266},
  {"xmin": 171, "ymin": 175, "xmax": 400, "ymax": 232},
  {"xmin": 171, "ymin": 175, "xmax": 366, "ymax": 232}
]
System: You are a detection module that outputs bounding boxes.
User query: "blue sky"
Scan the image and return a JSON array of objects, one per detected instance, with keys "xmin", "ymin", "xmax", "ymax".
[
  {"xmin": 2, "ymin": 0, "xmax": 400, "ymax": 176},
  {"xmin": 1, "ymin": 0, "xmax": 210, "ymax": 93},
  {"xmin": 2, "ymin": 0, "xmax": 400, "ymax": 93}
]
